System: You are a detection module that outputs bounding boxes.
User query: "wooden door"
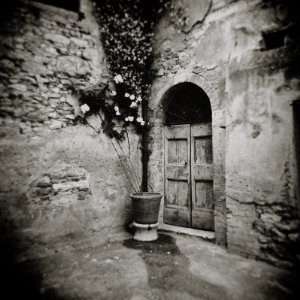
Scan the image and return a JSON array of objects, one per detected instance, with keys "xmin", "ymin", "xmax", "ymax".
[
  {"xmin": 164, "ymin": 125, "xmax": 191, "ymax": 227},
  {"xmin": 163, "ymin": 124, "xmax": 214, "ymax": 230},
  {"xmin": 191, "ymin": 124, "xmax": 214, "ymax": 230}
]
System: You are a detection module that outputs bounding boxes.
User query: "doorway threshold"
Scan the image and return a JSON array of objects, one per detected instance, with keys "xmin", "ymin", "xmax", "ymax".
[{"xmin": 159, "ymin": 223, "xmax": 215, "ymax": 242}]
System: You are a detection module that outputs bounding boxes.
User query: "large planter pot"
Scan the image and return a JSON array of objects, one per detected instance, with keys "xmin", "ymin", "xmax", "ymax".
[{"xmin": 130, "ymin": 192, "xmax": 162, "ymax": 224}]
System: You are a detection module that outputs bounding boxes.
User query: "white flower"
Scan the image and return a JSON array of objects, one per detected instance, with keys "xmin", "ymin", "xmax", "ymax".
[
  {"xmin": 137, "ymin": 96, "xmax": 142, "ymax": 102},
  {"xmin": 80, "ymin": 104, "xmax": 90, "ymax": 114},
  {"xmin": 125, "ymin": 117, "xmax": 129, "ymax": 121},
  {"xmin": 136, "ymin": 117, "xmax": 145, "ymax": 126},
  {"xmin": 114, "ymin": 74, "xmax": 123, "ymax": 84},
  {"xmin": 116, "ymin": 111, "xmax": 121, "ymax": 116},
  {"xmin": 130, "ymin": 102, "xmax": 137, "ymax": 108},
  {"xmin": 129, "ymin": 94, "xmax": 135, "ymax": 101},
  {"xmin": 124, "ymin": 93, "xmax": 130, "ymax": 97},
  {"xmin": 114, "ymin": 105, "xmax": 119, "ymax": 112},
  {"xmin": 110, "ymin": 90, "xmax": 117, "ymax": 96},
  {"xmin": 128, "ymin": 116, "xmax": 134, "ymax": 122}
]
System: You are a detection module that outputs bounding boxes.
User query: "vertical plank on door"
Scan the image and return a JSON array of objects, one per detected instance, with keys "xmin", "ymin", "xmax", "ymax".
[{"xmin": 191, "ymin": 124, "xmax": 214, "ymax": 230}]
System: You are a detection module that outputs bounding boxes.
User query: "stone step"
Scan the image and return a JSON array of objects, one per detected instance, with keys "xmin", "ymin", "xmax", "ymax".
[{"xmin": 158, "ymin": 223, "xmax": 215, "ymax": 242}]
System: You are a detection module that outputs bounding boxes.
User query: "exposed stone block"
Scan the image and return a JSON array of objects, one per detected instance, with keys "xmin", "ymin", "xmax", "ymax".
[
  {"xmin": 28, "ymin": 163, "xmax": 92, "ymax": 203},
  {"xmin": 36, "ymin": 176, "xmax": 52, "ymax": 188},
  {"xmin": 49, "ymin": 120, "xmax": 64, "ymax": 130},
  {"xmin": 260, "ymin": 213, "xmax": 281, "ymax": 224},
  {"xmin": 45, "ymin": 33, "xmax": 70, "ymax": 45},
  {"xmin": 9, "ymin": 84, "xmax": 28, "ymax": 92},
  {"xmin": 70, "ymin": 37, "xmax": 89, "ymax": 48}
]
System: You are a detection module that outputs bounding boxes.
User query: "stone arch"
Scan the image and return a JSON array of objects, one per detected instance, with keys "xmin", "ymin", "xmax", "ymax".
[
  {"xmin": 161, "ymin": 82, "xmax": 212, "ymax": 125},
  {"xmin": 152, "ymin": 71, "xmax": 220, "ymax": 126}
]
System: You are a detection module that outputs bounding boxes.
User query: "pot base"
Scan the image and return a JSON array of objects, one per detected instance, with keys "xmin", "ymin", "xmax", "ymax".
[{"xmin": 132, "ymin": 221, "xmax": 159, "ymax": 241}]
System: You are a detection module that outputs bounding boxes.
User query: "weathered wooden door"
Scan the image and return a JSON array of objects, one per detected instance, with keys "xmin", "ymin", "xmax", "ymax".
[
  {"xmin": 164, "ymin": 125, "xmax": 191, "ymax": 227},
  {"xmin": 164, "ymin": 124, "xmax": 214, "ymax": 230}
]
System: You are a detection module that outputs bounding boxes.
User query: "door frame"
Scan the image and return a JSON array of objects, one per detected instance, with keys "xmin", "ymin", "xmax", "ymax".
[{"xmin": 148, "ymin": 79, "xmax": 226, "ymax": 245}]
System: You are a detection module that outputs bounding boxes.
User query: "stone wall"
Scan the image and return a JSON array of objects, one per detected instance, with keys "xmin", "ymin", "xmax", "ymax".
[
  {"xmin": 0, "ymin": 0, "xmax": 105, "ymax": 130},
  {"xmin": 149, "ymin": 0, "xmax": 300, "ymax": 267},
  {"xmin": 0, "ymin": 0, "xmax": 140, "ymax": 260}
]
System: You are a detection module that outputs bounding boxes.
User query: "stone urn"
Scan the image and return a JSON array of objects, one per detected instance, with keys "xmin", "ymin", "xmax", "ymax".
[{"xmin": 130, "ymin": 192, "xmax": 162, "ymax": 241}]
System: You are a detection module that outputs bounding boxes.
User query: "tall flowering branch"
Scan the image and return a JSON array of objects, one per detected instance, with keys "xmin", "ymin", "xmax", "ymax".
[
  {"xmin": 76, "ymin": 0, "xmax": 170, "ymax": 140},
  {"xmin": 77, "ymin": 0, "xmax": 170, "ymax": 191},
  {"xmin": 94, "ymin": 0, "xmax": 170, "ymax": 124}
]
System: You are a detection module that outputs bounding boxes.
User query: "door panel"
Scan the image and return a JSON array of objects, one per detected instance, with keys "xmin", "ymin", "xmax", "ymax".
[
  {"xmin": 164, "ymin": 125, "xmax": 191, "ymax": 227},
  {"xmin": 194, "ymin": 180, "xmax": 214, "ymax": 209},
  {"xmin": 167, "ymin": 139, "xmax": 188, "ymax": 164},
  {"xmin": 191, "ymin": 124, "xmax": 214, "ymax": 230},
  {"xmin": 194, "ymin": 137, "xmax": 213, "ymax": 164}
]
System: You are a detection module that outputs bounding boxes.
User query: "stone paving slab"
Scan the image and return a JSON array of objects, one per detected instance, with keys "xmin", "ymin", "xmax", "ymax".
[{"xmin": 1, "ymin": 233, "xmax": 299, "ymax": 300}]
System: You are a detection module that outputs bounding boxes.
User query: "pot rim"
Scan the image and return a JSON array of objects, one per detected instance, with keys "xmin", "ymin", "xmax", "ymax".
[{"xmin": 130, "ymin": 192, "xmax": 162, "ymax": 198}]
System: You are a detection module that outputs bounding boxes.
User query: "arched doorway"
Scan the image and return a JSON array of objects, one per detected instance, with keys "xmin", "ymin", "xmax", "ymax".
[{"xmin": 162, "ymin": 82, "xmax": 214, "ymax": 231}]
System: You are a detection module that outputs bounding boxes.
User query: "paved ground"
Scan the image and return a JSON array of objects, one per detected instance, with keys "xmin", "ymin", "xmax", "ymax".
[{"xmin": 1, "ymin": 233, "xmax": 299, "ymax": 300}]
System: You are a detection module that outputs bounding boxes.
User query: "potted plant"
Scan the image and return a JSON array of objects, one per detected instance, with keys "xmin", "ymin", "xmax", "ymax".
[
  {"xmin": 76, "ymin": 75, "xmax": 162, "ymax": 241},
  {"xmin": 74, "ymin": 0, "xmax": 172, "ymax": 240}
]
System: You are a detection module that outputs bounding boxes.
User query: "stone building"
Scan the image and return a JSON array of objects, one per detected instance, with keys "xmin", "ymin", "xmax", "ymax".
[
  {"xmin": 0, "ymin": 0, "xmax": 299, "ymax": 271},
  {"xmin": 148, "ymin": 0, "xmax": 300, "ymax": 269}
]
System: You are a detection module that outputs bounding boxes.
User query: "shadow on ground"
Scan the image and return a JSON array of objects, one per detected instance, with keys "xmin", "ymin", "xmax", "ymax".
[
  {"xmin": 124, "ymin": 234, "xmax": 229, "ymax": 300},
  {"xmin": 1, "ymin": 231, "xmax": 299, "ymax": 300},
  {"xmin": 0, "ymin": 232, "xmax": 82, "ymax": 300}
]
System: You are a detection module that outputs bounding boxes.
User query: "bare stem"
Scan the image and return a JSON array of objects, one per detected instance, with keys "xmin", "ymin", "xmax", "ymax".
[{"xmin": 91, "ymin": 113, "xmax": 142, "ymax": 193}]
